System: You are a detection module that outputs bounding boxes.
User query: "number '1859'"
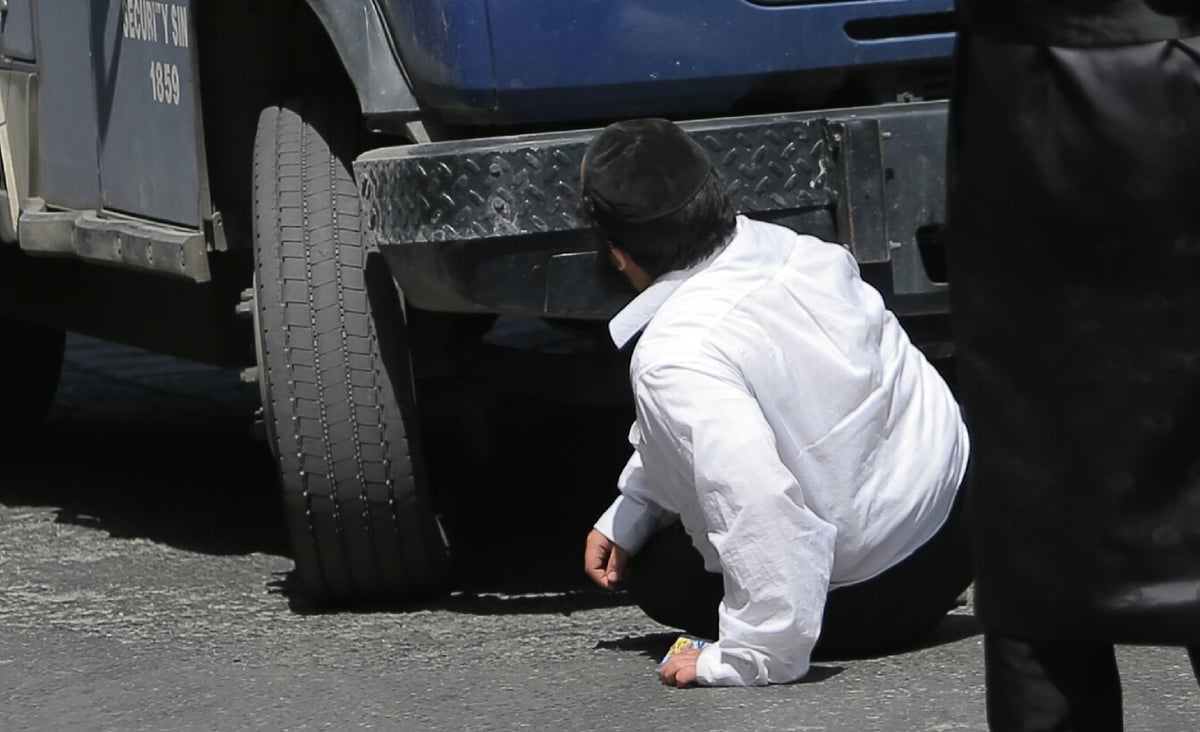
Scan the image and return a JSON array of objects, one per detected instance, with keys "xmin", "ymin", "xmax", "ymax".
[{"xmin": 150, "ymin": 61, "xmax": 181, "ymax": 105}]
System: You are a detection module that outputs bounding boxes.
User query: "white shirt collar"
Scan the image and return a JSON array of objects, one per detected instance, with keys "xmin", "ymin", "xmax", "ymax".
[{"xmin": 607, "ymin": 218, "xmax": 742, "ymax": 349}]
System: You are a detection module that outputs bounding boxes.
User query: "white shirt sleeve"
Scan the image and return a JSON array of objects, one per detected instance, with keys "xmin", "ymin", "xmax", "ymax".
[
  {"xmin": 593, "ymin": 450, "xmax": 675, "ymax": 555},
  {"xmin": 635, "ymin": 363, "xmax": 838, "ymax": 687}
]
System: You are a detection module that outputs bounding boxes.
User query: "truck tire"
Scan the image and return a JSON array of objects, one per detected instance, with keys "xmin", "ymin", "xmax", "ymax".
[
  {"xmin": 0, "ymin": 318, "xmax": 64, "ymax": 435},
  {"xmin": 252, "ymin": 95, "xmax": 450, "ymax": 604}
]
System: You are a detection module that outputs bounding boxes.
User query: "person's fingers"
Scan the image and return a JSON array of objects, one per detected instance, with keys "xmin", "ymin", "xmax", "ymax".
[
  {"xmin": 605, "ymin": 543, "xmax": 630, "ymax": 585},
  {"xmin": 658, "ymin": 650, "xmax": 700, "ymax": 688},
  {"xmin": 659, "ymin": 655, "xmax": 684, "ymax": 686},
  {"xmin": 674, "ymin": 662, "xmax": 698, "ymax": 688},
  {"xmin": 658, "ymin": 656, "xmax": 677, "ymax": 686},
  {"xmin": 583, "ymin": 529, "xmax": 614, "ymax": 589}
]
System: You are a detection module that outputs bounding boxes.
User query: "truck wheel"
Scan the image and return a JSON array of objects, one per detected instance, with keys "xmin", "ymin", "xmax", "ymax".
[
  {"xmin": 252, "ymin": 95, "xmax": 450, "ymax": 604},
  {"xmin": 0, "ymin": 318, "xmax": 64, "ymax": 435}
]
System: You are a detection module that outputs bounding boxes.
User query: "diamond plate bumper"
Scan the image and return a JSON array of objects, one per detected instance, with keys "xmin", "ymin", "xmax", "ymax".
[{"xmin": 355, "ymin": 101, "xmax": 949, "ymax": 320}]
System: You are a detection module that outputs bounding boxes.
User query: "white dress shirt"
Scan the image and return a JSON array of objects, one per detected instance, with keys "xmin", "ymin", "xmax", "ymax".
[{"xmin": 594, "ymin": 216, "xmax": 969, "ymax": 686}]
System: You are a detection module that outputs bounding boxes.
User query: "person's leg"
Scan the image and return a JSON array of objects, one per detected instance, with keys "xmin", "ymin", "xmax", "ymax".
[
  {"xmin": 984, "ymin": 635, "xmax": 1123, "ymax": 732},
  {"xmin": 624, "ymin": 522, "xmax": 723, "ymax": 639},
  {"xmin": 814, "ymin": 488, "xmax": 974, "ymax": 658},
  {"xmin": 628, "ymin": 484, "xmax": 972, "ymax": 651}
]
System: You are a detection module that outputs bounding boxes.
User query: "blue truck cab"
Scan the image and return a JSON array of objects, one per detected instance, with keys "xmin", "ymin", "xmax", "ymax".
[{"xmin": 0, "ymin": 0, "xmax": 956, "ymax": 603}]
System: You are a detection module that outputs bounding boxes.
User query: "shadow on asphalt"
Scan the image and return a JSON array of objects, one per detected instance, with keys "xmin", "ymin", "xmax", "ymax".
[
  {"xmin": 0, "ymin": 336, "xmax": 635, "ymax": 611},
  {"xmin": 267, "ymin": 566, "xmax": 633, "ymax": 616},
  {"xmin": 594, "ymin": 631, "xmax": 694, "ymax": 663},
  {"xmin": 0, "ymin": 391, "xmax": 290, "ymax": 558},
  {"xmin": 812, "ymin": 613, "xmax": 983, "ymax": 662},
  {"xmin": 905, "ymin": 613, "xmax": 982, "ymax": 653},
  {"xmin": 421, "ymin": 388, "xmax": 635, "ymax": 598},
  {"xmin": 259, "ymin": 379, "xmax": 638, "ymax": 614}
]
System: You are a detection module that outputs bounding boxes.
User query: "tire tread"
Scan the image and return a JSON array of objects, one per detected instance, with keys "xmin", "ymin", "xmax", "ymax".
[{"xmin": 252, "ymin": 95, "xmax": 449, "ymax": 604}]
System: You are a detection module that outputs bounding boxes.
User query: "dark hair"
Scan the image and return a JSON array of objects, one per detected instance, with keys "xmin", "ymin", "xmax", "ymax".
[{"xmin": 581, "ymin": 172, "xmax": 737, "ymax": 279}]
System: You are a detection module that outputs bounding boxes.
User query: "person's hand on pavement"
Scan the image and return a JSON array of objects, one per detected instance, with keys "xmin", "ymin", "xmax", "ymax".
[
  {"xmin": 659, "ymin": 648, "xmax": 702, "ymax": 687},
  {"xmin": 584, "ymin": 528, "xmax": 629, "ymax": 590}
]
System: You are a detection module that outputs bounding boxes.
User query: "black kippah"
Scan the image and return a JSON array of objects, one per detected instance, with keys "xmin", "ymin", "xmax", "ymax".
[{"xmin": 582, "ymin": 118, "xmax": 713, "ymax": 224}]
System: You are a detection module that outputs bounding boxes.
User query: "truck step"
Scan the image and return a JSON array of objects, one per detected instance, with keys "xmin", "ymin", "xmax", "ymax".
[{"xmin": 18, "ymin": 208, "xmax": 211, "ymax": 282}]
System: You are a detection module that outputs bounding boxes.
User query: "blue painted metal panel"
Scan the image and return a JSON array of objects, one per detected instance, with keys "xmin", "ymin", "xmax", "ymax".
[
  {"xmin": 387, "ymin": 0, "xmax": 954, "ymax": 121},
  {"xmin": 380, "ymin": 0, "xmax": 496, "ymax": 113}
]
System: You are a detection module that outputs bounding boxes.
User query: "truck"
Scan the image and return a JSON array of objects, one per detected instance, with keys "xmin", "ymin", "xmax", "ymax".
[{"xmin": 0, "ymin": 0, "xmax": 956, "ymax": 604}]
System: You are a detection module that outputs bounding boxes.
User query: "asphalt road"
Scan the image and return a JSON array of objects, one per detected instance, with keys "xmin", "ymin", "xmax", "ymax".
[{"xmin": 2, "ymin": 336, "xmax": 1198, "ymax": 731}]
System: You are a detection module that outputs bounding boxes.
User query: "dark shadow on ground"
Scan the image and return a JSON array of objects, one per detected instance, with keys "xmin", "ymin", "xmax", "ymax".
[
  {"xmin": 912, "ymin": 613, "xmax": 983, "ymax": 650},
  {"xmin": 0, "ymin": 416, "xmax": 290, "ymax": 557},
  {"xmin": 0, "ymin": 337, "xmax": 289, "ymax": 557},
  {"xmin": 813, "ymin": 613, "xmax": 983, "ymax": 662},
  {"xmin": 267, "ymin": 570, "xmax": 633, "ymax": 616},
  {"xmin": 264, "ymin": 357, "xmax": 638, "ymax": 613},
  {"xmin": 1, "ymin": 335, "xmax": 636, "ymax": 608},
  {"xmin": 421, "ymin": 384, "xmax": 634, "ymax": 598}
]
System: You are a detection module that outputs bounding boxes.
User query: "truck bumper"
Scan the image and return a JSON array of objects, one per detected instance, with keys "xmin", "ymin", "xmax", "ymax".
[{"xmin": 355, "ymin": 101, "xmax": 949, "ymax": 321}]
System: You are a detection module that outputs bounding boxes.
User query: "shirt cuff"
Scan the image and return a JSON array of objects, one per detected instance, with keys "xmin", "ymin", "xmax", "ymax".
[
  {"xmin": 695, "ymin": 643, "xmax": 756, "ymax": 686},
  {"xmin": 593, "ymin": 495, "xmax": 665, "ymax": 556},
  {"xmin": 693, "ymin": 642, "xmax": 809, "ymax": 687}
]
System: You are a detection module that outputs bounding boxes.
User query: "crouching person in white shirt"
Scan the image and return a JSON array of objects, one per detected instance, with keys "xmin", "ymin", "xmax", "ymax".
[{"xmin": 579, "ymin": 118, "xmax": 972, "ymax": 688}]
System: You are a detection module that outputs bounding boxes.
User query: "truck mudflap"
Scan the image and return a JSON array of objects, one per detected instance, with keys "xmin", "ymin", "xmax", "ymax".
[{"xmin": 354, "ymin": 101, "xmax": 949, "ymax": 321}]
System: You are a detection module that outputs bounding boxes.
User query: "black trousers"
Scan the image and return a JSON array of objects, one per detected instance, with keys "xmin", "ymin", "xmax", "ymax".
[
  {"xmin": 625, "ymin": 488, "xmax": 972, "ymax": 659},
  {"xmin": 985, "ymin": 636, "xmax": 1200, "ymax": 731}
]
